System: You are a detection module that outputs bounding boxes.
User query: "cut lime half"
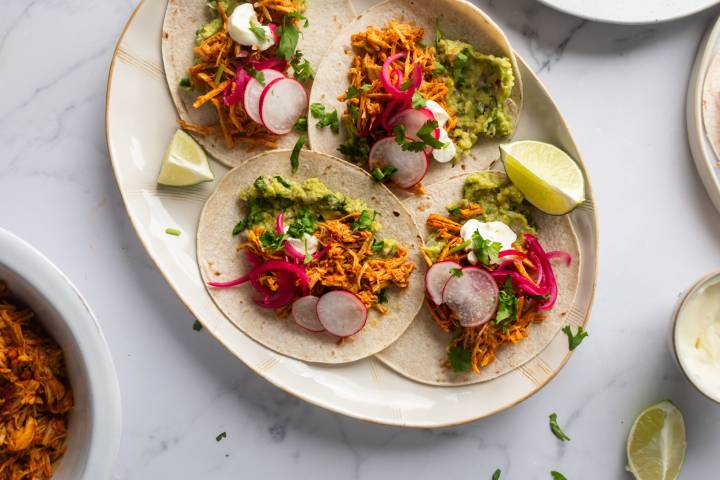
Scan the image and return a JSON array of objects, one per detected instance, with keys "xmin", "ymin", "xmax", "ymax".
[
  {"xmin": 626, "ymin": 400, "xmax": 686, "ymax": 480},
  {"xmin": 157, "ymin": 129, "xmax": 214, "ymax": 187},
  {"xmin": 500, "ymin": 140, "xmax": 585, "ymax": 215}
]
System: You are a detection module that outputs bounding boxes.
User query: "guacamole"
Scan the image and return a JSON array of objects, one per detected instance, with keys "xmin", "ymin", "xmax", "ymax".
[
  {"xmin": 424, "ymin": 172, "xmax": 535, "ymax": 260},
  {"xmin": 436, "ymin": 39, "xmax": 515, "ymax": 156},
  {"xmin": 238, "ymin": 176, "xmax": 374, "ymax": 233}
]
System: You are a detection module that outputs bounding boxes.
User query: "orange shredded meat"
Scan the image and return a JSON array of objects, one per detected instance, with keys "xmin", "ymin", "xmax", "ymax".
[
  {"xmin": 425, "ymin": 213, "xmax": 545, "ymax": 374},
  {"xmin": 184, "ymin": 0, "xmax": 303, "ymax": 149},
  {"xmin": 241, "ymin": 213, "xmax": 414, "ymax": 318},
  {"xmin": 0, "ymin": 283, "xmax": 73, "ymax": 480}
]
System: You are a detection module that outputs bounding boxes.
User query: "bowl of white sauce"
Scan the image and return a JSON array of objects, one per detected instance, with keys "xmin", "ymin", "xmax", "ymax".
[{"xmin": 672, "ymin": 270, "xmax": 720, "ymax": 404}]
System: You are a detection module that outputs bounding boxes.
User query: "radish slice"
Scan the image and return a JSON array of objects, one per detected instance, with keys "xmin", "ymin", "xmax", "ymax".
[
  {"xmin": 243, "ymin": 69, "xmax": 284, "ymax": 124},
  {"xmin": 316, "ymin": 290, "xmax": 368, "ymax": 337},
  {"xmin": 368, "ymin": 136, "xmax": 428, "ymax": 189},
  {"xmin": 292, "ymin": 295, "xmax": 324, "ymax": 332},
  {"xmin": 259, "ymin": 77, "xmax": 308, "ymax": 135},
  {"xmin": 425, "ymin": 261, "xmax": 462, "ymax": 305},
  {"xmin": 389, "ymin": 108, "xmax": 440, "ymax": 140},
  {"xmin": 442, "ymin": 267, "xmax": 499, "ymax": 327}
]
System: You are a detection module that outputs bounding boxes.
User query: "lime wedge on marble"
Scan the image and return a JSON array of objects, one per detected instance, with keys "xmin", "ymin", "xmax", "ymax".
[
  {"xmin": 626, "ymin": 400, "xmax": 686, "ymax": 480},
  {"xmin": 500, "ymin": 140, "xmax": 585, "ymax": 215},
  {"xmin": 157, "ymin": 129, "xmax": 214, "ymax": 186}
]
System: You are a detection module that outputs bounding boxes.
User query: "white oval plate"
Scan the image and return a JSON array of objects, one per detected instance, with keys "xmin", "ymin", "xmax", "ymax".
[
  {"xmin": 538, "ymin": 0, "xmax": 720, "ymax": 25},
  {"xmin": 106, "ymin": 0, "xmax": 598, "ymax": 427},
  {"xmin": 688, "ymin": 15, "xmax": 720, "ymax": 214}
]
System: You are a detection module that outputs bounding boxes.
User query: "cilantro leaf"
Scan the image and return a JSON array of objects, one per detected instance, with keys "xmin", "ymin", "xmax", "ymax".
[
  {"xmin": 290, "ymin": 134, "xmax": 306, "ymax": 174},
  {"xmin": 450, "ymin": 267, "xmax": 463, "ymax": 277},
  {"xmin": 276, "ymin": 12, "xmax": 305, "ymax": 60},
  {"xmin": 247, "ymin": 67, "xmax": 265, "ymax": 86},
  {"xmin": 392, "ymin": 124, "xmax": 425, "ymax": 152},
  {"xmin": 232, "ymin": 219, "xmax": 247, "ymax": 235},
  {"xmin": 352, "ymin": 209, "xmax": 376, "ymax": 231},
  {"xmin": 548, "ymin": 413, "xmax": 571, "ymax": 442},
  {"xmin": 550, "ymin": 472, "xmax": 567, "ymax": 480},
  {"xmin": 286, "ymin": 209, "xmax": 316, "ymax": 238},
  {"xmin": 215, "ymin": 432, "xmax": 227, "ymax": 442},
  {"xmin": 393, "ymin": 121, "xmax": 446, "ymax": 151},
  {"xmin": 562, "ymin": 325, "xmax": 588, "ymax": 351},
  {"xmin": 254, "ymin": 176, "xmax": 267, "ymax": 191},
  {"xmin": 377, "ymin": 289, "xmax": 388, "ymax": 304},
  {"xmin": 290, "ymin": 51, "xmax": 314, "ymax": 83},
  {"xmin": 338, "ymin": 138, "xmax": 369, "ymax": 160},
  {"xmin": 448, "ymin": 346, "xmax": 471, "ymax": 373},
  {"xmin": 399, "ymin": 76, "xmax": 413, "ymax": 91},
  {"xmin": 371, "ymin": 238, "xmax": 384, "ymax": 253},
  {"xmin": 416, "ymin": 120, "xmax": 446, "ymax": 149},
  {"xmin": 492, "ymin": 470, "xmax": 501, "ymax": 480},
  {"xmin": 260, "ymin": 230, "xmax": 288, "ymax": 252},
  {"xmin": 495, "ymin": 276, "xmax": 518, "ymax": 329},
  {"xmin": 432, "ymin": 61, "xmax": 446, "ymax": 77},
  {"xmin": 411, "ymin": 90, "xmax": 427, "ymax": 109},
  {"xmin": 192, "ymin": 320, "xmax": 203, "ymax": 331},
  {"xmin": 274, "ymin": 175, "xmax": 291, "ymax": 188},
  {"xmin": 361, "ymin": 83, "xmax": 372, "ymax": 92},
  {"xmin": 346, "ymin": 85, "xmax": 360, "ymax": 99},
  {"xmin": 293, "ymin": 115, "xmax": 308, "ymax": 132},
  {"xmin": 179, "ymin": 76, "xmax": 192, "ymax": 88},
  {"xmin": 471, "ymin": 230, "xmax": 501, "ymax": 266},
  {"xmin": 310, "ymin": 103, "xmax": 339, "ymax": 133},
  {"xmin": 371, "ymin": 166, "xmax": 397, "ymax": 183},
  {"xmin": 249, "ymin": 20, "xmax": 267, "ymax": 41},
  {"xmin": 453, "ymin": 49, "xmax": 469, "ymax": 86},
  {"xmin": 447, "ymin": 206, "xmax": 461, "ymax": 218}
]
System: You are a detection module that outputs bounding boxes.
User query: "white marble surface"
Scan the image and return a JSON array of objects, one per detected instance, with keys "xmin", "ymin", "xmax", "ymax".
[{"xmin": 2, "ymin": 0, "xmax": 720, "ymax": 478}]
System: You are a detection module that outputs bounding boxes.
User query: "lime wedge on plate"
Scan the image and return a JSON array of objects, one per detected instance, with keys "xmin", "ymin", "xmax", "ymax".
[
  {"xmin": 499, "ymin": 140, "xmax": 585, "ymax": 215},
  {"xmin": 626, "ymin": 400, "xmax": 686, "ymax": 480},
  {"xmin": 157, "ymin": 129, "xmax": 214, "ymax": 186}
]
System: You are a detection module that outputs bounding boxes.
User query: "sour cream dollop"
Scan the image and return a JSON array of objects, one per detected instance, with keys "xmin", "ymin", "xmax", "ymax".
[
  {"xmin": 675, "ymin": 275, "xmax": 720, "ymax": 402},
  {"xmin": 424, "ymin": 100, "xmax": 456, "ymax": 163},
  {"xmin": 228, "ymin": 3, "xmax": 275, "ymax": 51},
  {"xmin": 283, "ymin": 226, "xmax": 318, "ymax": 255},
  {"xmin": 460, "ymin": 219, "xmax": 516, "ymax": 265}
]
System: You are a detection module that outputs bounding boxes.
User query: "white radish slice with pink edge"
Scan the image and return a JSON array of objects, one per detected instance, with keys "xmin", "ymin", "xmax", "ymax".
[
  {"xmin": 425, "ymin": 261, "xmax": 462, "ymax": 305},
  {"xmin": 243, "ymin": 69, "xmax": 285, "ymax": 124},
  {"xmin": 389, "ymin": 108, "xmax": 440, "ymax": 140},
  {"xmin": 291, "ymin": 295, "xmax": 324, "ymax": 333},
  {"xmin": 442, "ymin": 267, "xmax": 499, "ymax": 327},
  {"xmin": 259, "ymin": 77, "xmax": 308, "ymax": 135},
  {"xmin": 316, "ymin": 290, "xmax": 368, "ymax": 337},
  {"xmin": 368, "ymin": 136, "xmax": 428, "ymax": 189}
]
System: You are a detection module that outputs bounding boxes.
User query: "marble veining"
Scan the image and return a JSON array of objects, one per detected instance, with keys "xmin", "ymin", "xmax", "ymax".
[{"xmin": 2, "ymin": 0, "xmax": 720, "ymax": 478}]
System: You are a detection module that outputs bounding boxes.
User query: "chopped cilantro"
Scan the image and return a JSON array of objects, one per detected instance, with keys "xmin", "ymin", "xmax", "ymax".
[
  {"xmin": 432, "ymin": 61, "xmax": 446, "ymax": 77},
  {"xmin": 310, "ymin": 103, "xmax": 339, "ymax": 133},
  {"xmin": 274, "ymin": 176, "xmax": 291, "ymax": 188},
  {"xmin": 290, "ymin": 134, "xmax": 306, "ymax": 174},
  {"xmin": 492, "ymin": 470, "xmax": 501, "ymax": 480},
  {"xmin": 351, "ymin": 210, "xmax": 375, "ymax": 231},
  {"xmin": 254, "ymin": 176, "xmax": 267, "ymax": 191},
  {"xmin": 192, "ymin": 320, "xmax": 203, "ymax": 331},
  {"xmin": 393, "ymin": 124, "xmax": 425, "ymax": 152},
  {"xmin": 165, "ymin": 228, "xmax": 181, "ymax": 236},
  {"xmin": 416, "ymin": 120, "xmax": 446, "ymax": 149},
  {"xmin": 447, "ymin": 206, "xmax": 461, "ymax": 218},
  {"xmin": 293, "ymin": 115, "xmax": 308, "ymax": 132},
  {"xmin": 371, "ymin": 166, "xmax": 397, "ymax": 183},
  {"xmin": 346, "ymin": 85, "xmax": 360, "ymax": 99},
  {"xmin": 471, "ymin": 230, "xmax": 501, "ymax": 266},
  {"xmin": 260, "ymin": 230, "xmax": 288, "ymax": 252},
  {"xmin": 290, "ymin": 51, "xmax": 314, "ymax": 82},
  {"xmin": 276, "ymin": 12, "xmax": 307, "ymax": 60},
  {"xmin": 249, "ymin": 20, "xmax": 267, "ymax": 41},
  {"xmin": 450, "ymin": 267, "xmax": 463, "ymax": 277},
  {"xmin": 247, "ymin": 67, "xmax": 265, "ymax": 85},
  {"xmin": 399, "ymin": 76, "xmax": 413, "ymax": 91},
  {"xmin": 549, "ymin": 413, "xmax": 570, "ymax": 442},
  {"xmin": 286, "ymin": 209, "xmax": 316, "ymax": 238},
  {"xmin": 232, "ymin": 219, "xmax": 247, "ymax": 235},
  {"xmin": 453, "ymin": 49, "xmax": 469, "ymax": 86},
  {"xmin": 377, "ymin": 289, "xmax": 388, "ymax": 304},
  {"xmin": 494, "ymin": 276, "xmax": 517, "ymax": 329},
  {"xmin": 179, "ymin": 76, "xmax": 192, "ymax": 88},
  {"xmin": 393, "ymin": 120, "xmax": 446, "ymax": 151},
  {"xmin": 411, "ymin": 90, "xmax": 427, "ymax": 109},
  {"xmin": 215, "ymin": 432, "xmax": 227, "ymax": 442},
  {"xmin": 338, "ymin": 139, "xmax": 369, "ymax": 161},
  {"xmin": 371, "ymin": 238, "xmax": 384, "ymax": 254},
  {"xmin": 448, "ymin": 346, "xmax": 471, "ymax": 373},
  {"xmin": 562, "ymin": 325, "xmax": 588, "ymax": 351},
  {"xmin": 550, "ymin": 472, "xmax": 567, "ymax": 480}
]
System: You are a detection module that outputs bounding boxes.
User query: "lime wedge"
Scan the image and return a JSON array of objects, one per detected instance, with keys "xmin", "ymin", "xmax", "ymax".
[
  {"xmin": 157, "ymin": 129, "xmax": 214, "ymax": 186},
  {"xmin": 499, "ymin": 140, "xmax": 585, "ymax": 215},
  {"xmin": 627, "ymin": 400, "xmax": 686, "ymax": 480}
]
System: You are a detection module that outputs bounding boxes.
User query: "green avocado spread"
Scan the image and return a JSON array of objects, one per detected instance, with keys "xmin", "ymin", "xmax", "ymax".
[
  {"xmin": 424, "ymin": 172, "xmax": 535, "ymax": 260},
  {"xmin": 436, "ymin": 38, "xmax": 515, "ymax": 156}
]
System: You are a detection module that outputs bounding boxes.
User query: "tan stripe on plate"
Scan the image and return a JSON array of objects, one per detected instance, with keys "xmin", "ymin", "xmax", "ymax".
[{"xmin": 116, "ymin": 45, "xmax": 165, "ymax": 80}]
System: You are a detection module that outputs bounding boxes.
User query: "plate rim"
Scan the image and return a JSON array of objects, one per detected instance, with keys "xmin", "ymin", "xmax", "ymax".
[
  {"xmin": 536, "ymin": 0, "xmax": 720, "ymax": 25},
  {"xmin": 105, "ymin": 0, "xmax": 598, "ymax": 428}
]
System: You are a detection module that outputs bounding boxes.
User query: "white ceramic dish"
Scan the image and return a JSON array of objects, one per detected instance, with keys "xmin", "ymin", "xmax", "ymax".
[
  {"xmin": 688, "ymin": 15, "xmax": 720, "ymax": 214},
  {"xmin": 537, "ymin": 0, "xmax": 720, "ymax": 25},
  {"xmin": 0, "ymin": 228, "xmax": 121, "ymax": 479},
  {"xmin": 106, "ymin": 0, "xmax": 598, "ymax": 427},
  {"xmin": 671, "ymin": 270, "xmax": 720, "ymax": 405}
]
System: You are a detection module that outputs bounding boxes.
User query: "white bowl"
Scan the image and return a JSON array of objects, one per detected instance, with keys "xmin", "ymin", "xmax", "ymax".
[
  {"xmin": 671, "ymin": 269, "xmax": 720, "ymax": 406},
  {"xmin": 0, "ymin": 228, "xmax": 121, "ymax": 479}
]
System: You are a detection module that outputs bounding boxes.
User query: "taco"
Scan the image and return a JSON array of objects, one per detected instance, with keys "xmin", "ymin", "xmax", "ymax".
[
  {"xmin": 161, "ymin": 0, "xmax": 355, "ymax": 167},
  {"xmin": 308, "ymin": 0, "xmax": 522, "ymax": 191},
  {"xmin": 197, "ymin": 150, "xmax": 426, "ymax": 363},
  {"xmin": 376, "ymin": 171, "xmax": 580, "ymax": 385}
]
